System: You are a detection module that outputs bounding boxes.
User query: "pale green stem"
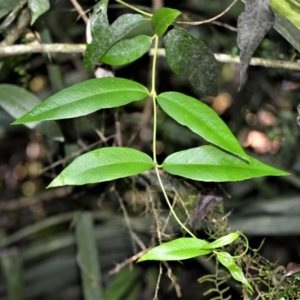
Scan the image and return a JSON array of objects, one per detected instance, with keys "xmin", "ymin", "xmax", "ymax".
[
  {"xmin": 154, "ymin": 167, "xmax": 196, "ymax": 238},
  {"xmin": 151, "ymin": 34, "xmax": 196, "ymax": 238},
  {"xmin": 151, "ymin": 35, "xmax": 159, "ymax": 164}
]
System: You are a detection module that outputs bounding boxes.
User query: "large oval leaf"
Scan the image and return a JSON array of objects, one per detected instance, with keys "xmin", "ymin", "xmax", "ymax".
[
  {"xmin": 100, "ymin": 35, "xmax": 152, "ymax": 66},
  {"xmin": 164, "ymin": 26, "xmax": 219, "ymax": 96},
  {"xmin": 13, "ymin": 78, "xmax": 149, "ymax": 124},
  {"xmin": 0, "ymin": 84, "xmax": 63, "ymax": 141},
  {"xmin": 47, "ymin": 147, "xmax": 154, "ymax": 187},
  {"xmin": 157, "ymin": 92, "xmax": 247, "ymax": 161},
  {"xmin": 137, "ymin": 238, "xmax": 212, "ymax": 262},
  {"xmin": 162, "ymin": 145, "xmax": 289, "ymax": 182},
  {"xmin": 151, "ymin": 7, "xmax": 181, "ymax": 37}
]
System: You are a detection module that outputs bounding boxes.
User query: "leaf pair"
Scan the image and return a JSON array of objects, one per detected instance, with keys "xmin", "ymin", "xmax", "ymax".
[
  {"xmin": 152, "ymin": 8, "xmax": 219, "ymax": 96},
  {"xmin": 11, "ymin": 77, "xmax": 288, "ymax": 187},
  {"xmin": 86, "ymin": 4, "xmax": 219, "ymax": 97},
  {"xmin": 137, "ymin": 232, "xmax": 253, "ymax": 292},
  {"xmin": 84, "ymin": 0, "xmax": 150, "ymax": 71}
]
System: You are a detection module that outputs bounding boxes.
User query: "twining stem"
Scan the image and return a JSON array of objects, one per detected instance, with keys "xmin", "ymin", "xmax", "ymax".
[
  {"xmin": 154, "ymin": 167, "xmax": 196, "ymax": 238},
  {"xmin": 151, "ymin": 35, "xmax": 159, "ymax": 164},
  {"xmin": 151, "ymin": 35, "xmax": 196, "ymax": 238},
  {"xmin": 115, "ymin": 0, "xmax": 152, "ymax": 17}
]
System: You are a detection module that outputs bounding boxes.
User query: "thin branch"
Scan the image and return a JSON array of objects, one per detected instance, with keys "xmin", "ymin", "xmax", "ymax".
[
  {"xmin": 69, "ymin": 0, "xmax": 89, "ymax": 24},
  {"xmin": 0, "ymin": 43, "xmax": 86, "ymax": 56},
  {"xmin": 176, "ymin": 0, "xmax": 238, "ymax": 25},
  {"xmin": 1, "ymin": 44, "xmax": 300, "ymax": 71},
  {"xmin": 152, "ymin": 49, "xmax": 300, "ymax": 71}
]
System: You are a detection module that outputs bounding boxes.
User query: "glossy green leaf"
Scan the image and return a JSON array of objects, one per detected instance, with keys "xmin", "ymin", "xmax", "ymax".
[
  {"xmin": 48, "ymin": 147, "xmax": 154, "ymax": 187},
  {"xmin": 151, "ymin": 7, "xmax": 181, "ymax": 37},
  {"xmin": 164, "ymin": 26, "xmax": 219, "ymax": 96},
  {"xmin": 157, "ymin": 92, "xmax": 247, "ymax": 161},
  {"xmin": 137, "ymin": 238, "xmax": 212, "ymax": 262},
  {"xmin": 12, "ymin": 78, "xmax": 149, "ymax": 124},
  {"xmin": 100, "ymin": 35, "xmax": 152, "ymax": 66},
  {"xmin": 84, "ymin": 13, "xmax": 149, "ymax": 71},
  {"xmin": 208, "ymin": 232, "xmax": 239, "ymax": 249},
  {"xmin": 216, "ymin": 252, "xmax": 253, "ymax": 293},
  {"xmin": 162, "ymin": 145, "xmax": 289, "ymax": 182},
  {"xmin": 28, "ymin": 0, "xmax": 50, "ymax": 25},
  {"xmin": 0, "ymin": 84, "xmax": 63, "ymax": 141}
]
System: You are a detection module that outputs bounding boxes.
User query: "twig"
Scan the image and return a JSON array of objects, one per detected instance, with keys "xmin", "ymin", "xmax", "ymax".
[
  {"xmin": 108, "ymin": 248, "xmax": 150, "ymax": 275},
  {"xmin": 211, "ymin": 20, "xmax": 237, "ymax": 32},
  {"xmin": 1, "ymin": 44, "xmax": 300, "ymax": 71},
  {"xmin": 151, "ymin": 49, "xmax": 300, "ymax": 71},
  {"xmin": 69, "ymin": 0, "xmax": 89, "ymax": 24},
  {"xmin": 176, "ymin": 0, "xmax": 238, "ymax": 25},
  {"xmin": 0, "ymin": 43, "xmax": 86, "ymax": 56}
]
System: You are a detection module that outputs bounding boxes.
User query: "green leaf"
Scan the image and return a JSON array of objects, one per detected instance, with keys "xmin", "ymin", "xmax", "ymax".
[
  {"xmin": 48, "ymin": 147, "xmax": 154, "ymax": 187},
  {"xmin": 151, "ymin": 7, "xmax": 181, "ymax": 37},
  {"xmin": 216, "ymin": 252, "xmax": 253, "ymax": 293},
  {"xmin": 0, "ymin": 84, "xmax": 63, "ymax": 141},
  {"xmin": 270, "ymin": 0, "xmax": 300, "ymax": 32},
  {"xmin": 0, "ymin": 0, "xmax": 18, "ymax": 19},
  {"xmin": 100, "ymin": 35, "xmax": 152, "ymax": 66},
  {"xmin": 157, "ymin": 92, "xmax": 247, "ymax": 161},
  {"xmin": 90, "ymin": 0, "xmax": 109, "ymax": 31},
  {"xmin": 84, "ymin": 13, "xmax": 149, "ymax": 71},
  {"xmin": 137, "ymin": 238, "xmax": 212, "ymax": 262},
  {"xmin": 208, "ymin": 232, "xmax": 239, "ymax": 249},
  {"xmin": 162, "ymin": 145, "xmax": 289, "ymax": 182},
  {"xmin": 164, "ymin": 26, "xmax": 219, "ymax": 96},
  {"xmin": 12, "ymin": 78, "xmax": 149, "ymax": 124},
  {"xmin": 28, "ymin": 0, "xmax": 50, "ymax": 25}
]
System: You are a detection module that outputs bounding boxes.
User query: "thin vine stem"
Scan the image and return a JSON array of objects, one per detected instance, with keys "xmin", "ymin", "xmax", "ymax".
[
  {"xmin": 151, "ymin": 35, "xmax": 196, "ymax": 238},
  {"xmin": 151, "ymin": 35, "xmax": 159, "ymax": 164},
  {"xmin": 176, "ymin": 0, "xmax": 237, "ymax": 25},
  {"xmin": 115, "ymin": 0, "xmax": 153, "ymax": 17},
  {"xmin": 154, "ymin": 167, "xmax": 196, "ymax": 238}
]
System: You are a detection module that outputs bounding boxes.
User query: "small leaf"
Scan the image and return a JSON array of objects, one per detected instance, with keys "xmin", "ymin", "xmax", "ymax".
[
  {"xmin": 164, "ymin": 26, "xmax": 219, "ymax": 96},
  {"xmin": 162, "ymin": 145, "xmax": 289, "ymax": 182},
  {"xmin": 28, "ymin": 0, "xmax": 50, "ymax": 25},
  {"xmin": 208, "ymin": 232, "xmax": 239, "ymax": 249},
  {"xmin": 237, "ymin": 0, "xmax": 274, "ymax": 88},
  {"xmin": 48, "ymin": 147, "xmax": 154, "ymax": 187},
  {"xmin": 217, "ymin": 252, "xmax": 253, "ymax": 293},
  {"xmin": 137, "ymin": 238, "xmax": 212, "ymax": 262},
  {"xmin": 0, "ymin": 84, "xmax": 63, "ymax": 141},
  {"xmin": 13, "ymin": 78, "xmax": 149, "ymax": 124},
  {"xmin": 84, "ymin": 13, "xmax": 149, "ymax": 71},
  {"xmin": 157, "ymin": 92, "xmax": 247, "ymax": 161},
  {"xmin": 151, "ymin": 7, "xmax": 181, "ymax": 37},
  {"xmin": 100, "ymin": 35, "xmax": 152, "ymax": 66}
]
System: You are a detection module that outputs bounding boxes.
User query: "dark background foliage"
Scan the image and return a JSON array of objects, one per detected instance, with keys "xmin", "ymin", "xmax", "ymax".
[{"xmin": 0, "ymin": 0, "xmax": 300, "ymax": 299}]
